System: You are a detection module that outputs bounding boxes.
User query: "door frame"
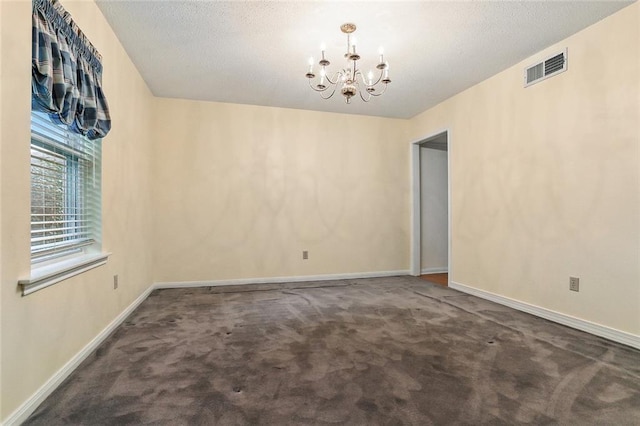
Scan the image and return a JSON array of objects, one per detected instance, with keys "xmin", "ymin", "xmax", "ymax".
[{"xmin": 410, "ymin": 129, "xmax": 451, "ymax": 280}]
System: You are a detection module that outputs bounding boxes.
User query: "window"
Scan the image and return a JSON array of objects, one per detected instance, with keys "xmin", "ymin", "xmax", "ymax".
[
  {"xmin": 20, "ymin": 112, "xmax": 107, "ymax": 295},
  {"xmin": 30, "ymin": 111, "xmax": 102, "ymax": 262},
  {"xmin": 24, "ymin": 0, "xmax": 111, "ymax": 295}
]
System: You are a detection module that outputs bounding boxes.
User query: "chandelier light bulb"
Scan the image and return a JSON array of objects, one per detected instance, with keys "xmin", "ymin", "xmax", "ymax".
[
  {"xmin": 317, "ymin": 69, "xmax": 326, "ymax": 89},
  {"xmin": 367, "ymin": 70, "xmax": 373, "ymax": 85},
  {"xmin": 383, "ymin": 63, "xmax": 391, "ymax": 83},
  {"xmin": 305, "ymin": 56, "xmax": 316, "ymax": 79}
]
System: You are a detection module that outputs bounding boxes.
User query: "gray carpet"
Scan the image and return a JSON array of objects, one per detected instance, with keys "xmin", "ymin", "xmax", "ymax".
[{"xmin": 24, "ymin": 276, "xmax": 640, "ymax": 425}]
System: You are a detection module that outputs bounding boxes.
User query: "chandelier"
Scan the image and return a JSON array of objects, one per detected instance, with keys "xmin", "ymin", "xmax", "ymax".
[{"xmin": 305, "ymin": 23, "xmax": 391, "ymax": 104}]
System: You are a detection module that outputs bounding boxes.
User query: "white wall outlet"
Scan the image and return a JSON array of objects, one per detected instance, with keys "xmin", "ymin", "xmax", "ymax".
[
  {"xmin": 569, "ymin": 276, "xmax": 579, "ymax": 292},
  {"xmin": 302, "ymin": 250, "xmax": 309, "ymax": 260},
  {"xmin": 113, "ymin": 275, "xmax": 119, "ymax": 290}
]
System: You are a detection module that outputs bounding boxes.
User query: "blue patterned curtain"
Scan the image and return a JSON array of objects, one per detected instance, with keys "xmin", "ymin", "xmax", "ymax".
[{"xmin": 32, "ymin": 0, "xmax": 111, "ymax": 140}]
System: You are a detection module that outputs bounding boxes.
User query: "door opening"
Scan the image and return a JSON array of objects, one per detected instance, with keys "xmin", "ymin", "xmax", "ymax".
[{"xmin": 411, "ymin": 131, "xmax": 450, "ymax": 286}]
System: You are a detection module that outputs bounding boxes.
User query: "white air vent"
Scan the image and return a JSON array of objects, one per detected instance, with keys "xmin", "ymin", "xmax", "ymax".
[{"xmin": 524, "ymin": 49, "xmax": 567, "ymax": 87}]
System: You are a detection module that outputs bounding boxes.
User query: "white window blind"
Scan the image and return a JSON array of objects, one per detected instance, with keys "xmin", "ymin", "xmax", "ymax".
[{"xmin": 30, "ymin": 111, "xmax": 102, "ymax": 262}]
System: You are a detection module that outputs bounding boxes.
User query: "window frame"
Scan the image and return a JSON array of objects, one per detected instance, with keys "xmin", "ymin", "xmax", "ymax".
[{"xmin": 19, "ymin": 112, "xmax": 109, "ymax": 296}]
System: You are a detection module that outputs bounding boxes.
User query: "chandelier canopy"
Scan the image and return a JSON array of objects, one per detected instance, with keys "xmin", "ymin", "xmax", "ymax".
[{"xmin": 305, "ymin": 23, "xmax": 391, "ymax": 104}]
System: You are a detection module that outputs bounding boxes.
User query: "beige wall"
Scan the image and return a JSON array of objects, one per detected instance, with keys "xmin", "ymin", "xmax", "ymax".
[
  {"xmin": 0, "ymin": 0, "xmax": 155, "ymax": 421},
  {"xmin": 152, "ymin": 99, "xmax": 410, "ymax": 283},
  {"xmin": 410, "ymin": 3, "xmax": 639, "ymax": 334}
]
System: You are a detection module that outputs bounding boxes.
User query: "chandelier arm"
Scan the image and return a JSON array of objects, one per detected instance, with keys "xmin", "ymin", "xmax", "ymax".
[
  {"xmin": 355, "ymin": 68, "xmax": 384, "ymax": 88},
  {"xmin": 359, "ymin": 89, "xmax": 372, "ymax": 103},
  {"xmin": 372, "ymin": 69, "xmax": 385, "ymax": 87},
  {"xmin": 320, "ymin": 85, "xmax": 337, "ymax": 100},
  {"xmin": 352, "ymin": 79, "xmax": 370, "ymax": 103},
  {"xmin": 368, "ymin": 82, "xmax": 389, "ymax": 97},
  {"xmin": 324, "ymin": 71, "xmax": 340, "ymax": 86}
]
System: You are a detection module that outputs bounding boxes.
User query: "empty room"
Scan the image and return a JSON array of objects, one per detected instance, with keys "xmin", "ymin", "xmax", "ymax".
[{"xmin": 1, "ymin": 0, "xmax": 639, "ymax": 424}]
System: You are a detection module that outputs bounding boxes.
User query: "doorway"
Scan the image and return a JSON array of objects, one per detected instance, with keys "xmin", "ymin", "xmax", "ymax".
[{"xmin": 411, "ymin": 131, "xmax": 450, "ymax": 285}]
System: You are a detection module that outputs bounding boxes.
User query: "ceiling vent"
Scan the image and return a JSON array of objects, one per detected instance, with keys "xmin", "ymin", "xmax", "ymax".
[{"xmin": 524, "ymin": 49, "xmax": 567, "ymax": 87}]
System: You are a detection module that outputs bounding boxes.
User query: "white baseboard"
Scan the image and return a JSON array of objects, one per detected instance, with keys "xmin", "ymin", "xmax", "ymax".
[
  {"xmin": 3, "ymin": 286, "xmax": 154, "ymax": 426},
  {"xmin": 420, "ymin": 267, "xmax": 448, "ymax": 275},
  {"xmin": 449, "ymin": 281, "xmax": 640, "ymax": 350},
  {"xmin": 154, "ymin": 270, "xmax": 411, "ymax": 289}
]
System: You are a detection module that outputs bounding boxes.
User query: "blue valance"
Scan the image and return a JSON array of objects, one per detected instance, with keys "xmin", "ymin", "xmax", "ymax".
[{"xmin": 32, "ymin": 0, "xmax": 111, "ymax": 140}]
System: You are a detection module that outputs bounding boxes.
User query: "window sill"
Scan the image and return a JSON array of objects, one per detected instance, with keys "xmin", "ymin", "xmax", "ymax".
[{"xmin": 19, "ymin": 253, "xmax": 110, "ymax": 296}]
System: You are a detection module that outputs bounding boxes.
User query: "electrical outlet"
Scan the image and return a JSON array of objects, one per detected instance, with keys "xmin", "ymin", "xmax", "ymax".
[
  {"xmin": 569, "ymin": 276, "xmax": 579, "ymax": 292},
  {"xmin": 302, "ymin": 250, "xmax": 309, "ymax": 260},
  {"xmin": 113, "ymin": 275, "xmax": 119, "ymax": 290}
]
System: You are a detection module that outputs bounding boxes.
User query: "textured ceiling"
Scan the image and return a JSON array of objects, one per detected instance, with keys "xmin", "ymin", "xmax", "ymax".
[{"xmin": 95, "ymin": 1, "xmax": 634, "ymax": 119}]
